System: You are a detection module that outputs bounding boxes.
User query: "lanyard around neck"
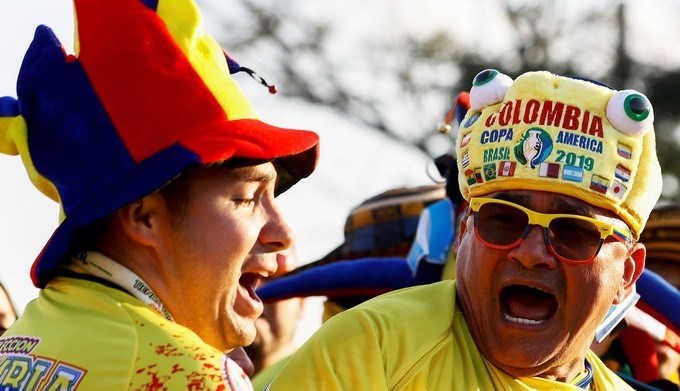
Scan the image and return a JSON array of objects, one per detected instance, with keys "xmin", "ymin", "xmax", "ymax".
[{"xmin": 72, "ymin": 251, "xmax": 175, "ymax": 322}]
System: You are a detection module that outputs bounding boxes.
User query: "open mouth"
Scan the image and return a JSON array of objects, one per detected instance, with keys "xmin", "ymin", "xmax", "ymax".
[
  {"xmin": 500, "ymin": 285, "xmax": 558, "ymax": 325},
  {"xmin": 239, "ymin": 273, "xmax": 261, "ymax": 302}
]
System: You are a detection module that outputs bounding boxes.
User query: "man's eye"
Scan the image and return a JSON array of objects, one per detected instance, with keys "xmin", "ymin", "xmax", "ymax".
[{"xmin": 234, "ymin": 198, "xmax": 256, "ymax": 207}]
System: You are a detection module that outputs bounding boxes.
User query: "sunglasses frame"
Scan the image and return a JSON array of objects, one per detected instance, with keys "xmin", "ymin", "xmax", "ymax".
[{"xmin": 468, "ymin": 197, "xmax": 631, "ymax": 264}]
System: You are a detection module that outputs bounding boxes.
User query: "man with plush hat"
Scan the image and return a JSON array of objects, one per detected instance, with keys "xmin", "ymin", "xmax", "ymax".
[
  {"xmin": 268, "ymin": 69, "xmax": 662, "ymax": 390},
  {"xmin": 0, "ymin": 0, "xmax": 318, "ymax": 389}
]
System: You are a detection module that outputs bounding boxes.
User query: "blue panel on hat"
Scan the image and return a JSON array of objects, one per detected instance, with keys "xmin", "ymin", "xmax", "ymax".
[
  {"xmin": 224, "ymin": 53, "xmax": 242, "ymax": 75},
  {"xmin": 34, "ymin": 142, "xmax": 200, "ymax": 286},
  {"xmin": 18, "ymin": 25, "xmax": 137, "ymax": 217},
  {"xmin": 139, "ymin": 0, "xmax": 159, "ymax": 11},
  {"xmin": 0, "ymin": 97, "xmax": 19, "ymax": 116}
]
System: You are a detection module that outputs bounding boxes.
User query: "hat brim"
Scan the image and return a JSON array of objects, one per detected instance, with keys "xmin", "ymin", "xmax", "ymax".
[
  {"xmin": 181, "ymin": 118, "xmax": 319, "ymax": 192},
  {"xmin": 31, "ymin": 120, "xmax": 319, "ymax": 287}
]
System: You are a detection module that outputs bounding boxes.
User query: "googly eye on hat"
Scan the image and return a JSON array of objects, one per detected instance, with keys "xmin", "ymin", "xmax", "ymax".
[
  {"xmin": 469, "ymin": 69, "xmax": 514, "ymax": 111},
  {"xmin": 456, "ymin": 69, "xmax": 662, "ymax": 239}
]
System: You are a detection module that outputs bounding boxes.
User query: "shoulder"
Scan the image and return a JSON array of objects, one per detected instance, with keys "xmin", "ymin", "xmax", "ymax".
[
  {"xmin": 269, "ymin": 281, "xmax": 462, "ymax": 390},
  {"xmin": 131, "ymin": 315, "xmax": 227, "ymax": 385},
  {"xmin": 5, "ymin": 277, "xmax": 239, "ymax": 390},
  {"xmin": 2, "ymin": 277, "xmax": 144, "ymax": 388},
  {"xmin": 309, "ymin": 280, "xmax": 457, "ymax": 349},
  {"xmin": 323, "ymin": 280, "xmax": 459, "ymax": 352},
  {"xmin": 348, "ymin": 280, "xmax": 458, "ymax": 323},
  {"xmin": 251, "ymin": 356, "xmax": 291, "ymax": 391}
]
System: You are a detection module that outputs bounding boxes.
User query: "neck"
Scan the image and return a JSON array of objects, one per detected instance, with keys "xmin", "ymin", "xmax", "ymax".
[{"xmin": 71, "ymin": 251, "xmax": 175, "ymax": 321}]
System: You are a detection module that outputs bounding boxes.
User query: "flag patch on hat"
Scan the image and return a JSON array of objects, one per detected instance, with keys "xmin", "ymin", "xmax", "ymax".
[
  {"xmin": 498, "ymin": 161, "xmax": 516, "ymax": 176},
  {"xmin": 617, "ymin": 143, "xmax": 632, "ymax": 159},
  {"xmin": 461, "ymin": 133, "xmax": 472, "ymax": 148},
  {"xmin": 474, "ymin": 168, "xmax": 483, "ymax": 183},
  {"xmin": 538, "ymin": 162, "xmax": 559, "ymax": 178},
  {"xmin": 609, "ymin": 180, "xmax": 627, "ymax": 199},
  {"xmin": 615, "ymin": 164, "xmax": 631, "ymax": 182},
  {"xmin": 562, "ymin": 165, "xmax": 584, "ymax": 182},
  {"xmin": 590, "ymin": 174, "xmax": 609, "ymax": 194},
  {"xmin": 484, "ymin": 163, "xmax": 496, "ymax": 180},
  {"xmin": 462, "ymin": 152, "xmax": 470, "ymax": 168},
  {"xmin": 465, "ymin": 169, "xmax": 476, "ymax": 185},
  {"xmin": 464, "ymin": 112, "xmax": 481, "ymax": 128}
]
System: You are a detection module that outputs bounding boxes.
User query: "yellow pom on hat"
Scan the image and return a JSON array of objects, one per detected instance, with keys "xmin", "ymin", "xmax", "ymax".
[
  {"xmin": 456, "ymin": 70, "xmax": 662, "ymax": 239},
  {"xmin": 0, "ymin": 97, "xmax": 60, "ymax": 205}
]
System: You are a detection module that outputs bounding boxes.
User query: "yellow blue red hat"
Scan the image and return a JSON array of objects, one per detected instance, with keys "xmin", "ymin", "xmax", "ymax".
[
  {"xmin": 456, "ymin": 69, "xmax": 662, "ymax": 239},
  {"xmin": 0, "ymin": 0, "xmax": 319, "ymax": 287}
]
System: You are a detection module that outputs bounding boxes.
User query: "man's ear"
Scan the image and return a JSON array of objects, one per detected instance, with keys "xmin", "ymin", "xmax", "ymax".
[
  {"xmin": 614, "ymin": 242, "xmax": 646, "ymax": 304},
  {"xmin": 112, "ymin": 193, "xmax": 168, "ymax": 247}
]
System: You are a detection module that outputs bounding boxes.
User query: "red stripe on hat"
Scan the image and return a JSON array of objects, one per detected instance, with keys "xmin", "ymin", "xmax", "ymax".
[{"xmin": 75, "ymin": 0, "xmax": 227, "ymax": 162}]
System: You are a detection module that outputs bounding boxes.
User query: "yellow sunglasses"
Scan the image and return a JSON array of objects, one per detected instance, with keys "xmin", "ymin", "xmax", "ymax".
[{"xmin": 469, "ymin": 197, "xmax": 631, "ymax": 264}]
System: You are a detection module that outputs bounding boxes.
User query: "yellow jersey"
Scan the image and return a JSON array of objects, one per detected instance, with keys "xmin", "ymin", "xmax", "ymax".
[{"xmin": 269, "ymin": 280, "xmax": 633, "ymax": 391}]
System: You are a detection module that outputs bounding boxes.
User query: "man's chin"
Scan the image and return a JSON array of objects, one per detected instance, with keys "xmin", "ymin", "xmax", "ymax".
[
  {"xmin": 482, "ymin": 346, "xmax": 565, "ymax": 381},
  {"xmin": 209, "ymin": 317, "xmax": 258, "ymax": 352}
]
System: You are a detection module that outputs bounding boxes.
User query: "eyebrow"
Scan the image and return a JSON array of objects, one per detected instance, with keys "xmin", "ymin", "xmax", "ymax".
[{"xmin": 228, "ymin": 166, "xmax": 276, "ymax": 183}]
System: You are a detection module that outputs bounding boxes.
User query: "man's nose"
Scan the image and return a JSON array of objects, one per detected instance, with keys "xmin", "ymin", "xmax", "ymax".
[
  {"xmin": 507, "ymin": 224, "xmax": 558, "ymax": 270},
  {"xmin": 260, "ymin": 201, "xmax": 295, "ymax": 252}
]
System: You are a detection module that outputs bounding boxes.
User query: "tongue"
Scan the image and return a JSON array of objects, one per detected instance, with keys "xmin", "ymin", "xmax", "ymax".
[
  {"xmin": 240, "ymin": 274, "xmax": 259, "ymax": 301},
  {"xmin": 506, "ymin": 288, "xmax": 556, "ymax": 321}
]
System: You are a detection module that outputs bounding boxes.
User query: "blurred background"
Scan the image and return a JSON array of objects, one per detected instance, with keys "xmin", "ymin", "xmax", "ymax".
[
  {"xmin": 199, "ymin": 0, "xmax": 680, "ymax": 196},
  {"xmin": 1, "ymin": 0, "xmax": 679, "ymax": 341}
]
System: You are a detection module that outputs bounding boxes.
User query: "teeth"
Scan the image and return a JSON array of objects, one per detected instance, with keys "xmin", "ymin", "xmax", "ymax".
[{"xmin": 504, "ymin": 313, "xmax": 545, "ymax": 325}]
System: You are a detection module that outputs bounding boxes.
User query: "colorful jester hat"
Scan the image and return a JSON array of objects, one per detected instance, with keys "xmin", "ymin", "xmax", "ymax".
[
  {"xmin": 456, "ymin": 69, "xmax": 662, "ymax": 240},
  {"xmin": 0, "ymin": 0, "xmax": 319, "ymax": 288}
]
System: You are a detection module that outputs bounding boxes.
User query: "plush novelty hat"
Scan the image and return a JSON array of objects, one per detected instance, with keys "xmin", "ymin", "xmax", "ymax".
[
  {"xmin": 0, "ymin": 0, "xmax": 319, "ymax": 287},
  {"xmin": 456, "ymin": 69, "xmax": 663, "ymax": 239}
]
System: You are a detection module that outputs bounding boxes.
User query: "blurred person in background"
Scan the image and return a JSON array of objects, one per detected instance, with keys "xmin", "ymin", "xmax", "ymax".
[
  {"xmin": 642, "ymin": 205, "xmax": 680, "ymax": 388},
  {"xmin": 245, "ymin": 247, "xmax": 305, "ymax": 380},
  {"xmin": 0, "ymin": 283, "xmax": 17, "ymax": 336},
  {"xmin": 642, "ymin": 204, "xmax": 680, "ymax": 290}
]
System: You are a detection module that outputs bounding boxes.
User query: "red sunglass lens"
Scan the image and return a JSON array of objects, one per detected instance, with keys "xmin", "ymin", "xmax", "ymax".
[
  {"xmin": 548, "ymin": 217, "xmax": 602, "ymax": 262},
  {"xmin": 475, "ymin": 202, "xmax": 528, "ymax": 246}
]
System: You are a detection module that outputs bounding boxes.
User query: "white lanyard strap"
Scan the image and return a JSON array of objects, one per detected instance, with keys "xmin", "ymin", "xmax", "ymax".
[{"xmin": 72, "ymin": 251, "xmax": 175, "ymax": 322}]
